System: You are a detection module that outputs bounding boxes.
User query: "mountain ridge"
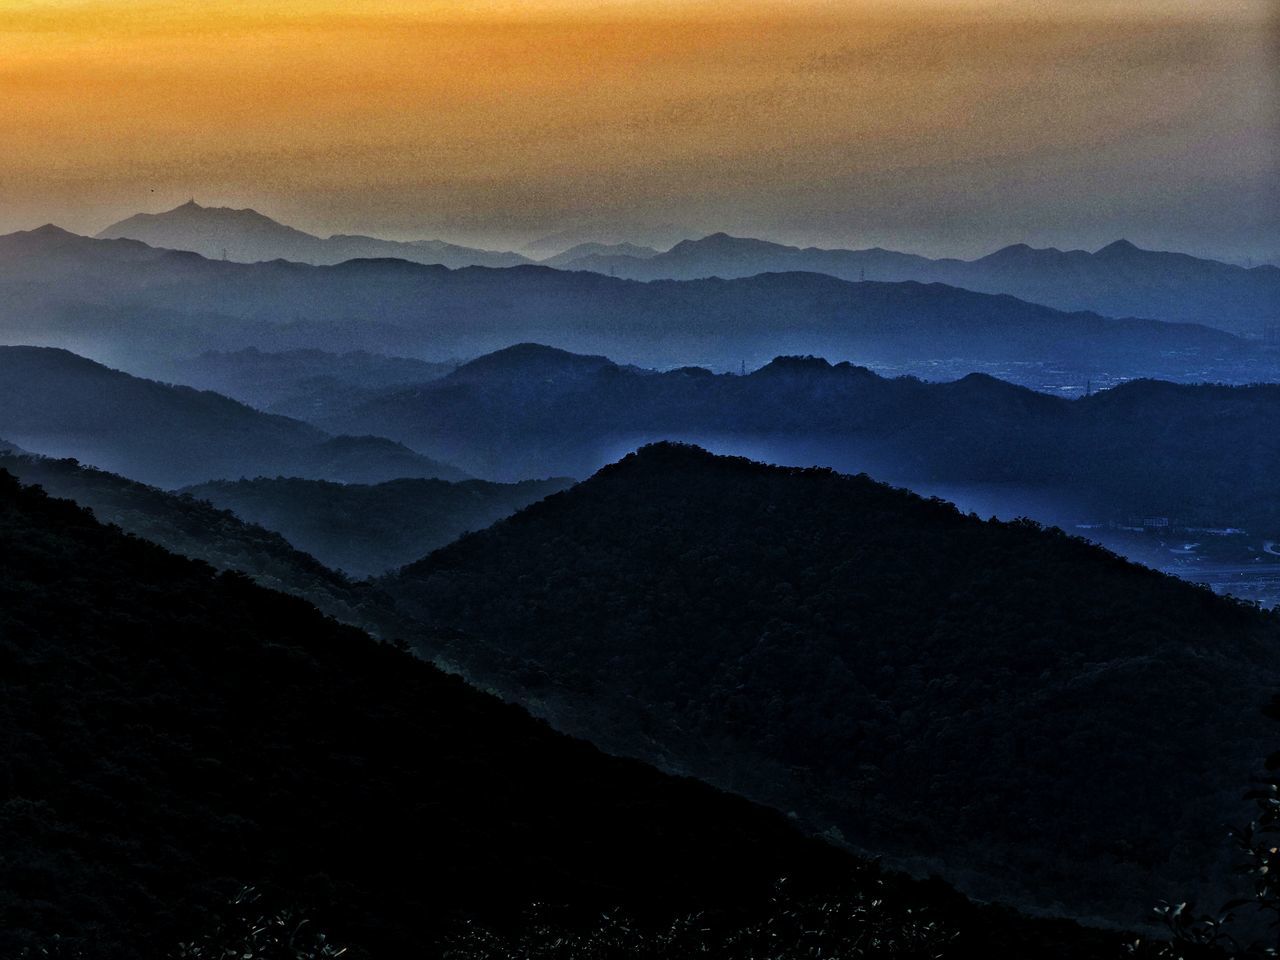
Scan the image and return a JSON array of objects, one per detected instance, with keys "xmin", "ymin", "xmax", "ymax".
[
  {"xmin": 319, "ymin": 344, "xmax": 1280, "ymax": 542},
  {"xmin": 86, "ymin": 203, "xmax": 1280, "ymax": 332},
  {"xmin": 97, "ymin": 200, "xmax": 535, "ymax": 269},
  {"xmin": 553, "ymin": 232, "xmax": 1280, "ymax": 333},
  {"xmin": 3, "ymin": 225, "xmax": 1273, "ymax": 387},
  {"xmin": 0, "ymin": 346, "xmax": 466, "ymax": 487},
  {"xmin": 384, "ymin": 441, "xmax": 1280, "ymax": 924}
]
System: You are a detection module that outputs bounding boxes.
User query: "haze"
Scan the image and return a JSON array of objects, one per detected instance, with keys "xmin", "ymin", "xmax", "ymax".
[{"xmin": 1, "ymin": 0, "xmax": 1276, "ymax": 258}]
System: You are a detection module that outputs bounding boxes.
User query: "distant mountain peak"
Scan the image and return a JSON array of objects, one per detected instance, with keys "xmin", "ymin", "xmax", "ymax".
[
  {"xmin": 752, "ymin": 355, "xmax": 836, "ymax": 377},
  {"xmin": 451, "ymin": 343, "xmax": 617, "ymax": 381},
  {"xmin": 28, "ymin": 223, "xmax": 77, "ymax": 238},
  {"xmin": 1097, "ymin": 239, "xmax": 1142, "ymax": 256}
]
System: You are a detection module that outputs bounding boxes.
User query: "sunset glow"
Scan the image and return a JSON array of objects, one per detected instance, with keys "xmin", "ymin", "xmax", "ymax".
[{"xmin": 2, "ymin": 0, "xmax": 1275, "ymax": 255}]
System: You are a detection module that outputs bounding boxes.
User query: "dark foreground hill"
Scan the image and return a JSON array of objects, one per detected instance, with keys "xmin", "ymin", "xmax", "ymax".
[
  {"xmin": 0, "ymin": 346, "xmax": 465, "ymax": 487},
  {"xmin": 326, "ymin": 345, "xmax": 1280, "ymax": 537},
  {"xmin": 386, "ymin": 444, "xmax": 1280, "ymax": 925},
  {"xmin": 183, "ymin": 475, "xmax": 574, "ymax": 577},
  {"xmin": 0, "ymin": 226, "xmax": 1266, "ymax": 382},
  {"xmin": 0, "ymin": 469, "xmax": 1133, "ymax": 959}
]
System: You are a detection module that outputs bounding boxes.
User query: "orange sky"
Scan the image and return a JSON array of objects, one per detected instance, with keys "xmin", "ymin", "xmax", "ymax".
[{"xmin": 1, "ymin": 0, "xmax": 1275, "ymax": 257}]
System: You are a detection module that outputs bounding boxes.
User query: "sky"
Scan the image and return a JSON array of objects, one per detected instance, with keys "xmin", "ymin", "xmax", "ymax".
[{"xmin": 0, "ymin": 0, "xmax": 1276, "ymax": 259}]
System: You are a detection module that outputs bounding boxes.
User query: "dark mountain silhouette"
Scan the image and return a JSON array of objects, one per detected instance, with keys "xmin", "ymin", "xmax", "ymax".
[
  {"xmin": 0, "ymin": 468, "xmax": 1140, "ymax": 959},
  {"xmin": 320, "ymin": 346, "xmax": 1280, "ymax": 538},
  {"xmin": 385, "ymin": 443, "xmax": 1280, "ymax": 925},
  {"xmin": 0, "ymin": 227, "xmax": 1264, "ymax": 380},
  {"xmin": 166, "ymin": 347, "xmax": 456, "ymax": 417},
  {"xmin": 0, "ymin": 346, "xmax": 466, "ymax": 487},
  {"xmin": 182, "ymin": 474, "xmax": 575, "ymax": 577},
  {"xmin": 552, "ymin": 233, "xmax": 1280, "ymax": 335},
  {"xmin": 97, "ymin": 200, "xmax": 534, "ymax": 268},
  {"xmin": 0, "ymin": 450, "xmax": 370, "ymax": 623},
  {"xmin": 0, "ymin": 466, "xmax": 870, "ymax": 959},
  {"xmin": 450, "ymin": 341, "xmax": 619, "ymax": 383}
]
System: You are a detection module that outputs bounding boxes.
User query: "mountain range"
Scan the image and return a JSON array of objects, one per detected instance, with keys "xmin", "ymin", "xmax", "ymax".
[
  {"xmin": 384, "ymin": 442, "xmax": 1280, "ymax": 925},
  {"xmin": 0, "ymin": 346, "xmax": 465, "ymax": 487},
  {"xmin": 317, "ymin": 344, "xmax": 1280, "ymax": 538},
  {"xmin": 93, "ymin": 203, "xmax": 1280, "ymax": 334},
  {"xmin": 552, "ymin": 233, "xmax": 1280, "ymax": 335},
  {"xmin": 0, "ymin": 225, "xmax": 1267, "ymax": 384},
  {"xmin": 98, "ymin": 200, "xmax": 534, "ymax": 268}
]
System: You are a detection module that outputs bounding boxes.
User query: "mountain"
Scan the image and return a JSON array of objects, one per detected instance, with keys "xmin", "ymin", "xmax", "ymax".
[
  {"xmin": 182, "ymin": 474, "xmax": 575, "ymax": 577},
  {"xmin": 165, "ymin": 347, "xmax": 456, "ymax": 418},
  {"xmin": 320, "ymin": 346, "xmax": 1280, "ymax": 541},
  {"xmin": 0, "ymin": 346, "xmax": 466, "ymax": 487},
  {"xmin": 384, "ymin": 443, "xmax": 1280, "ymax": 925},
  {"xmin": 0, "ymin": 465, "xmax": 878, "ymax": 959},
  {"xmin": 0, "ymin": 466, "xmax": 1139, "ymax": 959},
  {"xmin": 97, "ymin": 200, "xmax": 534, "ymax": 268},
  {"xmin": 540, "ymin": 241, "xmax": 662, "ymax": 267},
  {"xmin": 522, "ymin": 222, "xmax": 691, "ymax": 258},
  {"xmin": 0, "ymin": 227, "xmax": 1266, "ymax": 383},
  {"xmin": 551, "ymin": 233, "xmax": 1280, "ymax": 335},
  {"xmin": 0, "ymin": 450, "xmax": 370, "ymax": 623}
]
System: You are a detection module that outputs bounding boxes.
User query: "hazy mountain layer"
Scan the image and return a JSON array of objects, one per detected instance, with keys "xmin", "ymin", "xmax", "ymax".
[
  {"xmin": 1, "ymin": 226, "xmax": 1267, "ymax": 383},
  {"xmin": 163, "ymin": 347, "xmax": 457, "ymax": 418},
  {"xmin": 320, "ymin": 344, "xmax": 1280, "ymax": 539},
  {"xmin": 94, "ymin": 204, "xmax": 1280, "ymax": 334},
  {"xmin": 554, "ymin": 233, "xmax": 1280, "ymax": 335},
  {"xmin": 540, "ymin": 241, "xmax": 662, "ymax": 266},
  {"xmin": 183, "ymin": 475, "xmax": 575, "ymax": 577},
  {"xmin": 0, "ymin": 346, "xmax": 466, "ymax": 487},
  {"xmin": 385, "ymin": 443, "xmax": 1280, "ymax": 924},
  {"xmin": 97, "ymin": 200, "xmax": 533, "ymax": 268}
]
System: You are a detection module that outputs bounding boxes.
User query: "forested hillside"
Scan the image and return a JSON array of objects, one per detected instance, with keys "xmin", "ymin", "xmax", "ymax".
[
  {"xmin": 387, "ymin": 444, "xmax": 1280, "ymax": 924},
  {"xmin": 0, "ymin": 468, "xmax": 1137, "ymax": 959},
  {"xmin": 0, "ymin": 452, "xmax": 372, "ymax": 622}
]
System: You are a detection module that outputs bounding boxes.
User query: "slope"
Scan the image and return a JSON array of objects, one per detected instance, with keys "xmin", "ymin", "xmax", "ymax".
[
  {"xmin": 386, "ymin": 443, "xmax": 1280, "ymax": 924},
  {"xmin": 0, "ymin": 346, "xmax": 465, "ymax": 487},
  {"xmin": 0, "ymin": 468, "xmax": 845, "ymax": 957},
  {"xmin": 0, "ymin": 451, "xmax": 370, "ymax": 623},
  {"xmin": 0, "ymin": 467, "xmax": 1137, "ymax": 959},
  {"xmin": 183, "ymin": 474, "xmax": 575, "ymax": 577}
]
